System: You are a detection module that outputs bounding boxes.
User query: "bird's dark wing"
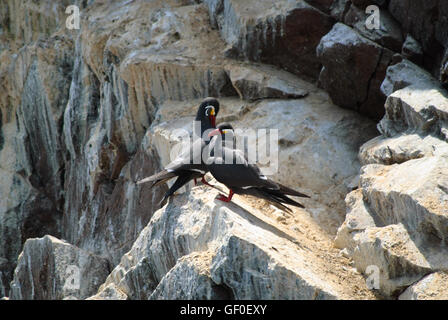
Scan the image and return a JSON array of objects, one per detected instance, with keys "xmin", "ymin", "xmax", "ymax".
[
  {"xmin": 227, "ymin": 148, "xmax": 279, "ymax": 190},
  {"xmin": 137, "ymin": 138, "xmax": 207, "ymax": 186},
  {"xmin": 228, "ymin": 148, "xmax": 309, "ymax": 198},
  {"xmin": 160, "ymin": 171, "xmax": 202, "ymax": 203}
]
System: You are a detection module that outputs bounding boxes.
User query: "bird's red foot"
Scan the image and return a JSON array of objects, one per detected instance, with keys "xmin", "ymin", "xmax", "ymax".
[
  {"xmin": 201, "ymin": 176, "xmax": 213, "ymax": 187},
  {"xmin": 216, "ymin": 190, "xmax": 234, "ymax": 203},
  {"xmin": 194, "ymin": 178, "xmax": 198, "ymax": 186}
]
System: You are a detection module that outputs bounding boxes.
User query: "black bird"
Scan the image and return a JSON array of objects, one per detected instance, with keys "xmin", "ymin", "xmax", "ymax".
[
  {"xmin": 206, "ymin": 123, "xmax": 310, "ymax": 212},
  {"xmin": 137, "ymin": 98, "xmax": 220, "ymax": 203}
]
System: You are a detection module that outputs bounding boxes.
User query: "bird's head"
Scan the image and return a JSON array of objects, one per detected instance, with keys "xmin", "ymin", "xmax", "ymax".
[
  {"xmin": 208, "ymin": 122, "xmax": 234, "ymax": 139},
  {"xmin": 196, "ymin": 97, "xmax": 220, "ymax": 129}
]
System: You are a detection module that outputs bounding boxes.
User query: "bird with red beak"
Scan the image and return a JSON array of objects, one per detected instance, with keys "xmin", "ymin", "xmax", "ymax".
[
  {"xmin": 205, "ymin": 123, "xmax": 310, "ymax": 212},
  {"xmin": 195, "ymin": 97, "xmax": 219, "ymax": 135},
  {"xmin": 137, "ymin": 97, "xmax": 220, "ymax": 205}
]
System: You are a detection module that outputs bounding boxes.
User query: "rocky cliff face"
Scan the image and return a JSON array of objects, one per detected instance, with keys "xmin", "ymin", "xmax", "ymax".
[{"xmin": 0, "ymin": 0, "xmax": 447, "ymax": 300}]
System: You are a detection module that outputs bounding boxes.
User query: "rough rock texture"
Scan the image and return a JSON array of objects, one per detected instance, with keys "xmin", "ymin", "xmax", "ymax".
[
  {"xmin": 343, "ymin": 4, "xmax": 403, "ymax": 52},
  {"xmin": 93, "ymin": 187, "xmax": 376, "ymax": 300},
  {"xmin": 1, "ymin": 0, "xmax": 448, "ymax": 300},
  {"xmin": 0, "ymin": 33, "xmax": 74, "ymax": 296},
  {"xmin": 387, "ymin": 0, "xmax": 448, "ymax": 77},
  {"xmin": 226, "ymin": 63, "xmax": 310, "ymax": 100},
  {"xmin": 335, "ymin": 56, "xmax": 448, "ymax": 298},
  {"xmin": 359, "ymin": 134, "xmax": 448, "ymax": 166},
  {"xmin": 399, "ymin": 272, "xmax": 448, "ymax": 300},
  {"xmin": 401, "ymin": 35, "xmax": 424, "ymax": 66},
  {"xmin": 336, "ymin": 155, "xmax": 448, "ymax": 298},
  {"xmin": 352, "ymin": 224, "xmax": 445, "ymax": 297},
  {"xmin": 204, "ymin": 0, "xmax": 334, "ymax": 79},
  {"xmin": 380, "ymin": 59, "xmax": 443, "ymax": 97},
  {"xmin": 316, "ymin": 23, "xmax": 394, "ymax": 120},
  {"xmin": 9, "ymin": 235, "xmax": 110, "ymax": 300},
  {"xmin": 379, "ymin": 84, "xmax": 448, "ymax": 140}
]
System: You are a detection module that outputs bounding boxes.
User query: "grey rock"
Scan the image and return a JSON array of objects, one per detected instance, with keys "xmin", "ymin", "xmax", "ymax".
[
  {"xmin": 226, "ymin": 63, "xmax": 310, "ymax": 100},
  {"xmin": 204, "ymin": 0, "xmax": 334, "ymax": 79},
  {"xmin": 0, "ymin": 34, "xmax": 74, "ymax": 296},
  {"xmin": 380, "ymin": 59, "xmax": 441, "ymax": 97},
  {"xmin": 330, "ymin": 0, "xmax": 351, "ymax": 21},
  {"xmin": 5, "ymin": 0, "xmax": 74, "ymax": 46},
  {"xmin": 359, "ymin": 156, "xmax": 448, "ymax": 242},
  {"xmin": 316, "ymin": 23, "xmax": 394, "ymax": 120},
  {"xmin": 61, "ymin": 1, "xmax": 238, "ymax": 271},
  {"xmin": 352, "ymin": 224, "xmax": 434, "ymax": 297},
  {"xmin": 10, "ymin": 235, "xmax": 110, "ymax": 300},
  {"xmin": 378, "ymin": 84, "xmax": 448, "ymax": 139},
  {"xmin": 149, "ymin": 91, "xmax": 377, "ymax": 235},
  {"xmin": 359, "ymin": 134, "xmax": 448, "ymax": 165},
  {"xmin": 150, "ymin": 252, "xmax": 231, "ymax": 300},
  {"xmin": 344, "ymin": 4, "xmax": 403, "ymax": 52},
  {"xmin": 87, "ymin": 283, "xmax": 128, "ymax": 300},
  {"xmin": 441, "ymin": 49, "xmax": 448, "ymax": 85},
  {"xmin": 399, "ymin": 272, "xmax": 448, "ymax": 300},
  {"xmin": 334, "ymin": 189, "xmax": 378, "ymax": 251},
  {"xmin": 388, "ymin": 0, "xmax": 448, "ymax": 77},
  {"xmin": 401, "ymin": 35, "xmax": 424, "ymax": 65}
]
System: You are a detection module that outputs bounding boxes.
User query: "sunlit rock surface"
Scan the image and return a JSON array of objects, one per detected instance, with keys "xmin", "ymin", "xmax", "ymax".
[
  {"xmin": 93, "ymin": 187, "xmax": 376, "ymax": 300},
  {"xmin": 1, "ymin": 0, "xmax": 448, "ymax": 300}
]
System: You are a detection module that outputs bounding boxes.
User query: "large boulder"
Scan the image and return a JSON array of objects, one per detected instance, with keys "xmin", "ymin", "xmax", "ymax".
[
  {"xmin": 388, "ymin": 0, "xmax": 448, "ymax": 77},
  {"xmin": 378, "ymin": 85, "xmax": 448, "ymax": 140},
  {"xmin": 343, "ymin": 4, "xmax": 403, "ymax": 52},
  {"xmin": 335, "ymin": 154, "xmax": 448, "ymax": 297},
  {"xmin": 399, "ymin": 272, "xmax": 448, "ymax": 300},
  {"xmin": 351, "ymin": 224, "xmax": 444, "ymax": 297},
  {"xmin": 359, "ymin": 134, "xmax": 448, "ymax": 166},
  {"xmin": 380, "ymin": 59, "xmax": 442, "ymax": 97},
  {"xmin": 204, "ymin": 0, "xmax": 334, "ymax": 79},
  {"xmin": 359, "ymin": 156, "xmax": 448, "ymax": 241},
  {"xmin": 10, "ymin": 235, "xmax": 110, "ymax": 300},
  {"xmin": 225, "ymin": 63, "xmax": 310, "ymax": 100},
  {"xmin": 316, "ymin": 23, "xmax": 394, "ymax": 120}
]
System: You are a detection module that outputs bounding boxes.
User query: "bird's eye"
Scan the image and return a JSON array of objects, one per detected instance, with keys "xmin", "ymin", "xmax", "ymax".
[{"xmin": 205, "ymin": 106, "xmax": 215, "ymax": 116}]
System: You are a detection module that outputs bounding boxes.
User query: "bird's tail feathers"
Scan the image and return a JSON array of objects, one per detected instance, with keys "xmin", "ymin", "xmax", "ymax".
[
  {"xmin": 136, "ymin": 170, "xmax": 177, "ymax": 186},
  {"xmin": 272, "ymin": 181, "xmax": 310, "ymax": 198}
]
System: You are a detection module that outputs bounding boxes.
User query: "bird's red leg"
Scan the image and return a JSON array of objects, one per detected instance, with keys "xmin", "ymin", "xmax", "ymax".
[
  {"xmin": 201, "ymin": 176, "xmax": 212, "ymax": 187},
  {"xmin": 194, "ymin": 178, "xmax": 198, "ymax": 186},
  {"xmin": 217, "ymin": 190, "xmax": 234, "ymax": 203}
]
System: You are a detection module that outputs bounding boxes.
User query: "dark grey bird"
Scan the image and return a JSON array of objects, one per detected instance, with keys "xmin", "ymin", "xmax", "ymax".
[
  {"xmin": 206, "ymin": 123, "xmax": 310, "ymax": 212},
  {"xmin": 137, "ymin": 97, "xmax": 220, "ymax": 203}
]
